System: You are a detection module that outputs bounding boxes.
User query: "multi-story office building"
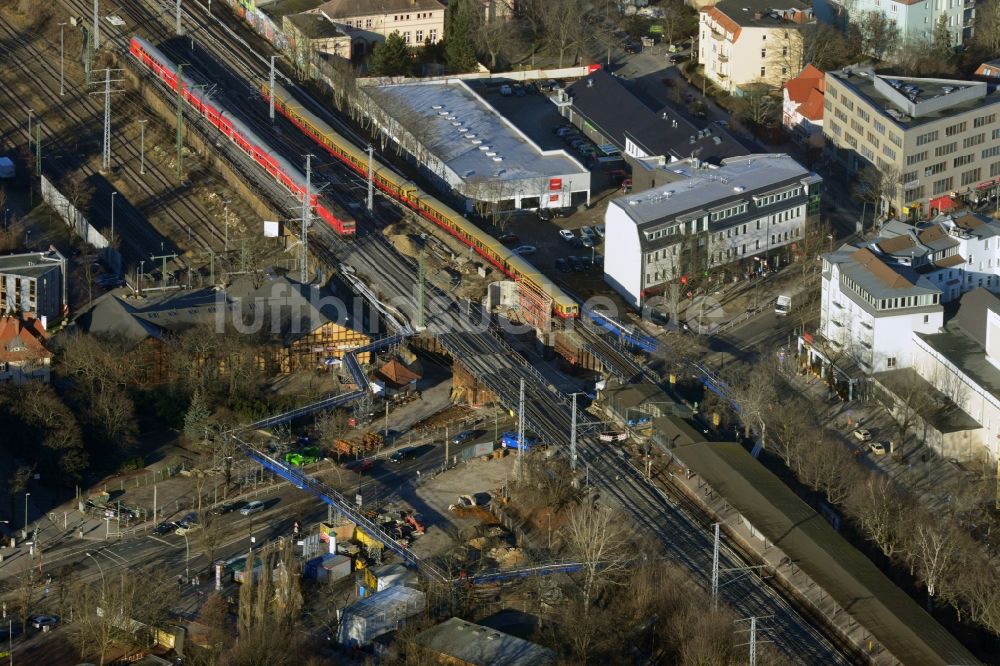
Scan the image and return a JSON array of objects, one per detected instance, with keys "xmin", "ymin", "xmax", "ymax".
[
  {"xmin": 603, "ymin": 154, "xmax": 821, "ymax": 307},
  {"xmin": 698, "ymin": 0, "xmax": 814, "ymax": 95},
  {"xmin": 0, "ymin": 249, "xmax": 66, "ymax": 324},
  {"xmin": 822, "ymin": 67, "xmax": 1000, "ymax": 216}
]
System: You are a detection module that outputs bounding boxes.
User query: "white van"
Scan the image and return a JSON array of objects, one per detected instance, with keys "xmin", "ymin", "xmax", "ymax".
[{"xmin": 499, "ymin": 84, "xmax": 513, "ymax": 96}]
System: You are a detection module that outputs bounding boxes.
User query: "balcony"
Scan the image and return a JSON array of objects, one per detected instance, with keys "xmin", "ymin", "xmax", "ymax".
[
  {"xmin": 710, "ymin": 29, "xmax": 725, "ymax": 41},
  {"xmin": 718, "ymin": 53, "xmax": 729, "ymax": 62}
]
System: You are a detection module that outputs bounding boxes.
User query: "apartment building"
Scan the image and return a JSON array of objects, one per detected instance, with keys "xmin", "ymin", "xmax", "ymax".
[
  {"xmin": 0, "ymin": 249, "xmax": 66, "ymax": 324},
  {"xmin": 782, "ymin": 64, "xmax": 825, "ymax": 145},
  {"xmin": 603, "ymin": 154, "xmax": 822, "ymax": 308},
  {"xmin": 813, "ymin": 0, "xmax": 973, "ymax": 48},
  {"xmin": 0, "ymin": 315, "xmax": 51, "ymax": 384},
  {"xmin": 284, "ymin": 12, "xmax": 352, "ymax": 72},
  {"xmin": 698, "ymin": 0, "xmax": 814, "ymax": 95},
  {"xmin": 311, "ymin": 0, "xmax": 445, "ymax": 53},
  {"xmin": 822, "ymin": 67, "xmax": 1000, "ymax": 216}
]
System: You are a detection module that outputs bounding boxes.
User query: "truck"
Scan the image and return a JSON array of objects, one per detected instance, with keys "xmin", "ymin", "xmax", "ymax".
[{"xmin": 775, "ymin": 294, "xmax": 792, "ymax": 316}]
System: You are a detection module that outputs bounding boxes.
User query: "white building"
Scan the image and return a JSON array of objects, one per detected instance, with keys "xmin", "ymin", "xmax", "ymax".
[
  {"xmin": 603, "ymin": 154, "xmax": 821, "ymax": 308},
  {"xmin": 782, "ymin": 64, "xmax": 825, "ymax": 146},
  {"xmin": 816, "ymin": 244, "xmax": 944, "ymax": 375},
  {"xmin": 360, "ymin": 80, "xmax": 591, "ymax": 211},
  {"xmin": 812, "ymin": 0, "xmax": 973, "ymax": 49}
]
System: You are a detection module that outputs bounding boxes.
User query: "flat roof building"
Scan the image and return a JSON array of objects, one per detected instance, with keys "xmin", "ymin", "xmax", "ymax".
[
  {"xmin": 822, "ymin": 67, "xmax": 1000, "ymax": 216},
  {"xmin": 0, "ymin": 249, "xmax": 67, "ymax": 324},
  {"xmin": 603, "ymin": 154, "xmax": 820, "ymax": 307},
  {"xmin": 361, "ymin": 80, "xmax": 591, "ymax": 211}
]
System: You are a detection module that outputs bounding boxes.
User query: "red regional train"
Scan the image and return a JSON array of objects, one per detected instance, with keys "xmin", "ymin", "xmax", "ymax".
[{"xmin": 129, "ymin": 36, "xmax": 355, "ymax": 236}]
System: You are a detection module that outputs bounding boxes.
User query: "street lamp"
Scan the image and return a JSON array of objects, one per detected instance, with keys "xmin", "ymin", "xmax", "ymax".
[
  {"xmin": 85, "ymin": 551, "xmax": 106, "ymax": 590},
  {"xmin": 182, "ymin": 533, "xmax": 190, "ymax": 582},
  {"xmin": 59, "ymin": 22, "xmax": 67, "ymax": 96},
  {"xmin": 138, "ymin": 120, "xmax": 147, "ymax": 175},
  {"xmin": 23, "ymin": 493, "xmax": 30, "ymax": 534}
]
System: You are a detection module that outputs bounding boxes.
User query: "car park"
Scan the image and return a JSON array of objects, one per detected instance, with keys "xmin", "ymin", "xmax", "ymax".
[
  {"xmin": 240, "ymin": 500, "xmax": 265, "ymax": 516},
  {"xmin": 513, "ymin": 245, "xmax": 537, "ymax": 256},
  {"xmin": 555, "ymin": 258, "xmax": 571, "ymax": 273},
  {"xmin": 559, "ymin": 229, "xmax": 576, "ymax": 242},
  {"xmin": 852, "ymin": 428, "xmax": 873, "ymax": 442}
]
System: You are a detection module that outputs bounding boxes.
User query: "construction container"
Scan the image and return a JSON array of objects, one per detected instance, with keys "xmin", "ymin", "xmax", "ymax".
[
  {"xmin": 460, "ymin": 441, "xmax": 494, "ymax": 461},
  {"xmin": 305, "ymin": 554, "xmax": 352, "ymax": 582},
  {"xmin": 353, "ymin": 526, "xmax": 383, "ymax": 550},
  {"xmin": 336, "ymin": 586, "xmax": 426, "ymax": 648},
  {"xmin": 363, "ymin": 563, "xmax": 418, "ymax": 595}
]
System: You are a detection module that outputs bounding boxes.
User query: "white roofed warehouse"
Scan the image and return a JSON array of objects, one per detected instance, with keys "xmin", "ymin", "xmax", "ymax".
[
  {"xmin": 603, "ymin": 154, "xmax": 821, "ymax": 308},
  {"xmin": 358, "ymin": 80, "xmax": 591, "ymax": 213}
]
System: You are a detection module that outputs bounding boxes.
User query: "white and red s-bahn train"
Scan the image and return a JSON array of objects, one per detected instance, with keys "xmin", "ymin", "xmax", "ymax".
[{"xmin": 128, "ymin": 36, "xmax": 355, "ymax": 236}]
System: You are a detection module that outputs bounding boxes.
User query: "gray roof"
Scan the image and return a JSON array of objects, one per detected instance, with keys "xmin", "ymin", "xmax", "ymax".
[
  {"xmin": 74, "ymin": 272, "xmax": 360, "ymax": 347},
  {"xmin": 918, "ymin": 320, "xmax": 1000, "ymax": 405},
  {"xmin": 286, "ymin": 11, "xmax": 345, "ymax": 38},
  {"xmin": 564, "ymin": 70, "xmax": 745, "ymax": 163},
  {"xmin": 712, "ymin": 0, "xmax": 812, "ymax": 28},
  {"xmin": 340, "ymin": 585, "xmax": 424, "ymax": 621},
  {"xmin": 873, "ymin": 368, "xmax": 980, "ymax": 433},
  {"xmin": 365, "ymin": 81, "xmax": 587, "ymax": 184},
  {"xmin": 611, "ymin": 154, "xmax": 817, "ymax": 230},
  {"xmin": 412, "ymin": 617, "xmax": 556, "ymax": 666},
  {"xmin": 828, "ymin": 67, "xmax": 1000, "ymax": 129},
  {"xmin": 827, "ymin": 244, "xmax": 940, "ymax": 300},
  {"xmin": 259, "ymin": 0, "xmax": 325, "ymax": 20},
  {"xmin": 675, "ymin": 441, "xmax": 982, "ymax": 666},
  {"xmin": 954, "ymin": 287, "xmax": 1000, "ymax": 349},
  {"xmin": 0, "ymin": 250, "xmax": 64, "ymax": 279}
]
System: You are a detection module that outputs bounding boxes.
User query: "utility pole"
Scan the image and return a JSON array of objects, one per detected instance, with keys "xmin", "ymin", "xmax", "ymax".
[
  {"xmin": 175, "ymin": 0, "xmax": 182, "ymax": 35},
  {"xmin": 59, "ymin": 22, "xmax": 67, "ymax": 96},
  {"xmin": 93, "ymin": 0, "xmax": 100, "ymax": 51},
  {"xmin": 110, "ymin": 191, "xmax": 117, "ymax": 247},
  {"xmin": 711, "ymin": 522, "xmax": 720, "ymax": 611},
  {"xmin": 570, "ymin": 392, "xmax": 579, "ymax": 472},
  {"xmin": 176, "ymin": 64, "xmax": 186, "ymax": 179},
  {"xmin": 35, "ymin": 126, "xmax": 41, "ymax": 176},
  {"xmin": 367, "ymin": 144, "xmax": 374, "ymax": 211},
  {"xmin": 300, "ymin": 155, "xmax": 312, "ymax": 283},
  {"xmin": 416, "ymin": 244, "xmax": 425, "ymax": 329},
  {"xmin": 89, "ymin": 68, "xmax": 124, "ymax": 173},
  {"xmin": 444, "ymin": 425, "xmax": 449, "ymax": 472},
  {"xmin": 223, "ymin": 200, "xmax": 230, "ymax": 251},
  {"xmin": 84, "ymin": 26, "xmax": 93, "ymax": 85},
  {"xmin": 735, "ymin": 615, "xmax": 771, "ymax": 666},
  {"xmin": 27, "ymin": 109, "xmax": 32, "ymax": 149},
  {"xmin": 517, "ymin": 378, "xmax": 525, "ymax": 480},
  {"xmin": 269, "ymin": 56, "xmax": 276, "ymax": 122},
  {"xmin": 151, "ymin": 252, "xmax": 177, "ymax": 290},
  {"xmin": 138, "ymin": 120, "xmax": 147, "ymax": 174}
]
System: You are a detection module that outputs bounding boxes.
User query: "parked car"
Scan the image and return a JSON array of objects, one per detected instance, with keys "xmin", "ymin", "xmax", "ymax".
[
  {"xmin": 594, "ymin": 224, "xmax": 605, "ymax": 239},
  {"xmin": 714, "ymin": 119, "xmax": 730, "ymax": 128},
  {"xmin": 852, "ymin": 428, "xmax": 873, "ymax": 442},
  {"xmin": 569, "ymin": 256, "xmax": 587, "ymax": 272},
  {"xmin": 513, "ymin": 245, "xmax": 537, "ymax": 256},
  {"xmin": 555, "ymin": 126, "xmax": 575, "ymax": 137},
  {"xmin": 669, "ymin": 53, "xmax": 688, "ymax": 63},
  {"xmin": 581, "ymin": 225, "xmax": 595, "ymax": 238},
  {"xmin": 212, "ymin": 500, "xmax": 244, "ymax": 515},
  {"xmin": 389, "ymin": 447, "xmax": 418, "ymax": 463},
  {"xmin": 240, "ymin": 500, "xmax": 265, "ymax": 516},
  {"xmin": 175, "ymin": 522, "xmax": 201, "ymax": 536},
  {"xmin": 31, "ymin": 615, "xmax": 59, "ymax": 630},
  {"xmin": 513, "ymin": 84, "xmax": 526, "ymax": 97},
  {"xmin": 95, "ymin": 273, "xmax": 124, "ymax": 288},
  {"xmin": 499, "ymin": 84, "xmax": 513, "ymax": 96},
  {"xmin": 451, "ymin": 430, "xmax": 478, "ymax": 445},
  {"xmin": 537, "ymin": 209, "xmax": 553, "ymax": 222},
  {"xmin": 547, "ymin": 79, "xmax": 561, "ymax": 91},
  {"xmin": 555, "ymin": 257, "xmax": 571, "ymax": 273},
  {"xmin": 559, "ymin": 229, "xmax": 576, "ymax": 242},
  {"xmin": 153, "ymin": 521, "xmax": 179, "ymax": 535},
  {"xmin": 497, "ymin": 232, "xmax": 519, "ymax": 244},
  {"xmin": 581, "ymin": 235, "xmax": 594, "ymax": 248},
  {"xmin": 869, "ymin": 441, "xmax": 888, "ymax": 456}
]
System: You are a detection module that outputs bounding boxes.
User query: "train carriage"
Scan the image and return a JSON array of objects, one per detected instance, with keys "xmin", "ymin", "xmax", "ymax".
[{"xmin": 129, "ymin": 36, "xmax": 355, "ymax": 236}]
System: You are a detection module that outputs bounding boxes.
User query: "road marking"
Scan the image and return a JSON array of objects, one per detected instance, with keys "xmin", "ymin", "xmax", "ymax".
[{"xmin": 147, "ymin": 535, "xmax": 177, "ymax": 547}]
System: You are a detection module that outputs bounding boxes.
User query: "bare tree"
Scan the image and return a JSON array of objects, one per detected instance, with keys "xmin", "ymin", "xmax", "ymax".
[
  {"xmin": 974, "ymin": 0, "xmax": 1000, "ymax": 54},
  {"xmin": 541, "ymin": 0, "xmax": 588, "ymax": 67},
  {"xmin": 561, "ymin": 500, "xmax": 632, "ymax": 617},
  {"xmin": 848, "ymin": 11, "xmax": 900, "ymax": 61},
  {"xmin": 906, "ymin": 514, "xmax": 964, "ymax": 608},
  {"xmin": 846, "ymin": 474, "xmax": 910, "ymax": 559}
]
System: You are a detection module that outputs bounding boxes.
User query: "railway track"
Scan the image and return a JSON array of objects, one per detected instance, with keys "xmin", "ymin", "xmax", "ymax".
[
  {"xmin": 0, "ymin": 12, "xmax": 224, "ymax": 270},
  {"xmin": 44, "ymin": 2, "xmax": 857, "ymax": 661}
]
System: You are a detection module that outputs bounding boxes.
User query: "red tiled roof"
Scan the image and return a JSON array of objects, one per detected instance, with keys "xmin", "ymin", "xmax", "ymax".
[
  {"xmin": 876, "ymin": 234, "xmax": 915, "ymax": 253},
  {"xmin": 975, "ymin": 60, "xmax": 1000, "ymax": 79},
  {"xmin": 953, "ymin": 213, "xmax": 985, "ymax": 230},
  {"xmin": 702, "ymin": 6, "xmax": 742, "ymax": 42},
  {"xmin": 378, "ymin": 358, "xmax": 420, "ymax": 386},
  {"xmin": 0, "ymin": 316, "xmax": 52, "ymax": 363},
  {"xmin": 784, "ymin": 64, "xmax": 825, "ymax": 121},
  {"xmin": 852, "ymin": 248, "xmax": 914, "ymax": 289},
  {"xmin": 935, "ymin": 254, "xmax": 965, "ymax": 268}
]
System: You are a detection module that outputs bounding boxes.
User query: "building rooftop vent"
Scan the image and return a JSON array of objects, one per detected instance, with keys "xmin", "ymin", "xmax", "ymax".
[
  {"xmin": 492, "ymin": 156, "xmax": 503, "ymax": 162},
  {"xmin": 734, "ymin": 185, "xmax": 745, "ymax": 192},
  {"xmin": 438, "ymin": 111, "xmax": 449, "ymax": 116},
  {"xmin": 479, "ymin": 146, "xmax": 491, "ymax": 151},
  {"xmin": 431, "ymin": 104, "xmax": 443, "ymax": 110}
]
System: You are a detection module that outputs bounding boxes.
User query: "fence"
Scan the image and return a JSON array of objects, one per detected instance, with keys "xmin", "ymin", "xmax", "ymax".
[{"xmin": 40, "ymin": 174, "xmax": 121, "ymax": 275}]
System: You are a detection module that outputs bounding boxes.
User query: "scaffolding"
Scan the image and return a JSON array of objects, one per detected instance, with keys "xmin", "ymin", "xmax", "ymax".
[{"xmin": 516, "ymin": 278, "xmax": 552, "ymax": 334}]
